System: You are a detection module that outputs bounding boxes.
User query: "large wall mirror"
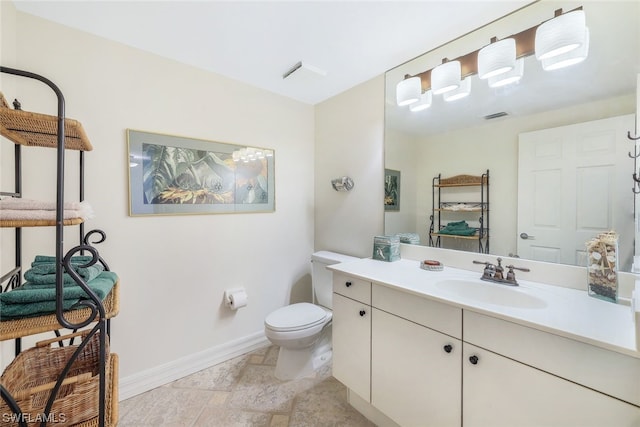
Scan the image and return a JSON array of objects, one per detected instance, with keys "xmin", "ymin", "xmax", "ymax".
[{"xmin": 384, "ymin": 1, "xmax": 639, "ymax": 271}]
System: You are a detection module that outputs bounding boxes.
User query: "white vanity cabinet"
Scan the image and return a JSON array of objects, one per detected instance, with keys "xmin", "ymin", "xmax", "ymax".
[
  {"xmin": 332, "ymin": 273, "xmax": 371, "ymax": 402},
  {"xmin": 330, "ymin": 266, "xmax": 640, "ymax": 427},
  {"xmin": 463, "ymin": 311, "xmax": 640, "ymax": 427},
  {"xmin": 372, "ymin": 308, "xmax": 461, "ymax": 426},
  {"xmin": 463, "ymin": 343, "xmax": 640, "ymax": 427}
]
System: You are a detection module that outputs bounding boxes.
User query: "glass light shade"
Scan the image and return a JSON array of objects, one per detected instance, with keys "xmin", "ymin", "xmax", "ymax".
[
  {"xmin": 535, "ymin": 10, "xmax": 586, "ymax": 60},
  {"xmin": 409, "ymin": 90, "xmax": 433, "ymax": 112},
  {"xmin": 431, "ymin": 61, "xmax": 461, "ymax": 95},
  {"xmin": 542, "ymin": 27, "xmax": 589, "ymax": 71},
  {"xmin": 444, "ymin": 77, "xmax": 471, "ymax": 102},
  {"xmin": 478, "ymin": 38, "xmax": 516, "ymax": 79},
  {"xmin": 488, "ymin": 58, "xmax": 524, "ymax": 88},
  {"xmin": 396, "ymin": 76, "xmax": 422, "ymax": 106}
]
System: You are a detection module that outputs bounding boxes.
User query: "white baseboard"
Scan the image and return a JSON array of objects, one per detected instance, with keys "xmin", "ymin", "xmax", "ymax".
[{"xmin": 118, "ymin": 331, "xmax": 270, "ymax": 401}]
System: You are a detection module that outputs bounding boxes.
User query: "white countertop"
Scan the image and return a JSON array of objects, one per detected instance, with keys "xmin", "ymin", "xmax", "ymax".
[{"xmin": 328, "ymin": 258, "xmax": 640, "ymax": 358}]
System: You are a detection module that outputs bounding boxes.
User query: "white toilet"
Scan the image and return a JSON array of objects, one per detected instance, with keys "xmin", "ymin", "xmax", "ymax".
[{"xmin": 264, "ymin": 251, "xmax": 359, "ymax": 380}]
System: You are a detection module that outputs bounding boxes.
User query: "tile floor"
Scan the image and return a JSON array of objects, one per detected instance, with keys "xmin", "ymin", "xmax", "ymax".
[{"xmin": 117, "ymin": 345, "xmax": 376, "ymax": 426}]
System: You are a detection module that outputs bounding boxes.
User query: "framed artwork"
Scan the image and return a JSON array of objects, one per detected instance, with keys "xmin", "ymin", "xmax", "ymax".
[
  {"xmin": 127, "ymin": 129, "xmax": 275, "ymax": 216},
  {"xmin": 384, "ymin": 169, "xmax": 401, "ymax": 211}
]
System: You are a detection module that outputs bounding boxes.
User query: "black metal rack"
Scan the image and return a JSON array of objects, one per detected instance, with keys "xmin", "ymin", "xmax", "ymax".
[
  {"xmin": 0, "ymin": 66, "xmax": 114, "ymax": 427},
  {"xmin": 429, "ymin": 170, "xmax": 490, "ymax": 253}
]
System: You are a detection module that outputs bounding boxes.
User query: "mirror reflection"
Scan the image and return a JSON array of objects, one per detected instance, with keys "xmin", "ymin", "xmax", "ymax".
[{"xmin": 384, "ymin": 1, "xmax": 639, "ymax": 271}]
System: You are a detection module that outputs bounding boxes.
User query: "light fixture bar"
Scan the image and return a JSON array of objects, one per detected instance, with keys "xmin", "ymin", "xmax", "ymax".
[{"xmin": 405, "ymin": 6, "xmax": 582, "ymax": 92}]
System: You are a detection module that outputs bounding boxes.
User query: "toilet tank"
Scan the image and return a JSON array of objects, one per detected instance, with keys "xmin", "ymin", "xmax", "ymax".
[{"xmin": 311, "ymin": 251, "xmax": 360, "ymax": 309}]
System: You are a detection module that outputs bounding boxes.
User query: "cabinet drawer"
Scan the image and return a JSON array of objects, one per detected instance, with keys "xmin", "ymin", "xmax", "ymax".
[
  {"xmin": 333, "ymin": 273, "xmax": 371, "ymax": 304},
  {"xmin": 372, "ymin": 284, "xmax": 461, "ymax": 339},
  {"xmin": 464, "ymin": 311, "xmax": 640, "ymax": 407}
]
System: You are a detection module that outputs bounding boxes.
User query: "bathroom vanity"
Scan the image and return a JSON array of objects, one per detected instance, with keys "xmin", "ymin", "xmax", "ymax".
[{"xmin": 329, "ymin": 255, "xmax": 640, "ymax": 427}]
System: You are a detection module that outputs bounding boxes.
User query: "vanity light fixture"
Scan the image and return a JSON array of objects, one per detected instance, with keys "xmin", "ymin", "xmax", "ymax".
[
  {"xmin": 396, "ymin": 75, "xmax": 422, "ymax": 106},
  {"xmin": 477, "ymin": 37, "xmax": 516, "ymax": 79},
  {"xmin": 395, "ymin": 6, "xmax": 587, "ymax": 112},
  {"xmin": 410, "ymin": 90, "xmax": 433, "ymax": 111},
  {"xmin": 444, "ymin": 77, "xmax": 471, "ymax": 102},
  {"xmin": 488, "ymin": 58, "xmax": 524, "ymax": 88},
  {"xmin": 535, "ymin": 9, "xmax": 587, "ymax": 60},
  {"xmin": 431, "ymin": 60, "xmax": 461, "ymax": 95},
  {"xmin": 541, "ymin": 27, "xmax": 590, "ymax": 71}
]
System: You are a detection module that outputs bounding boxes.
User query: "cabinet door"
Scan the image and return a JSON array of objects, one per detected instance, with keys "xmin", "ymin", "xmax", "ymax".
[
  {"xmin": 372, "ymin": 308, "xmax": 461, "ymax": 427},
  {"xmin": 332, "ymin": 293, "xmax": 371, "ymax": 402},
  {"xmin": 463, "ymin": 343, "xmax": 640, "ymax": 427}
]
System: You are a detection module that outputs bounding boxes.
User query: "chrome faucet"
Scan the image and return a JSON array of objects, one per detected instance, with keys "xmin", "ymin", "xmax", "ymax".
[{"xmin": 472, "ymin": 258, "xmax": 530, "ymax": 286}]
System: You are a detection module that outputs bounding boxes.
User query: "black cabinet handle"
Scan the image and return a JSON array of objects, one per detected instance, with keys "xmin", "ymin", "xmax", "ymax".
[
  {"xmin": 469, "ymin": 355, "xmax": 479, "ymax": 365},
  {"xmin": 443, "ymin": 344, "xmax": 453, "ymax": 353},
  {"xmin": 345, "ymin": 281, "xmax": 352, "ymax": 287},
  {"xmin": 359, "ymin": 310, "xmax": 366, "ymax": 317}
]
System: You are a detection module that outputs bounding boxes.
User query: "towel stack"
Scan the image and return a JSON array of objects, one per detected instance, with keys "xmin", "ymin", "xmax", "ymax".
[
  {"xmin": 0, "ymin": 198, "xmax": 94, "ymax": 222},
  {"xmin": 437, "ymin": 220, "xmax": 477, "ymax": 236},
  {"xmin": 0, "ymin": 255, "xmax": 117, "ymax": 320},
  {"xmin": 24, "ymin": 255, "xmax": 104, "ymax": 286},
  {"xmin": 396, "ymin": 233, "xmax": 420, "ymax": 245}
]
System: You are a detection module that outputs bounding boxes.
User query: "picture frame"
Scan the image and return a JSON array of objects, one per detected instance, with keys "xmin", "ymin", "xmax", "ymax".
[
  {"xmin": 384, "ymin": 169, "xmax": 401, "ymax": 211},
  {"xmin": 127, "ymin": 129, "xmax": 275, "ymax": 216}
]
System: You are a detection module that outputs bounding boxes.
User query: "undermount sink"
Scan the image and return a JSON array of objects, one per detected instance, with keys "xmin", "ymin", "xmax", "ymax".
[{"xmin": 435, "ymin": 279, "xmax": 548, "ymax": 309}]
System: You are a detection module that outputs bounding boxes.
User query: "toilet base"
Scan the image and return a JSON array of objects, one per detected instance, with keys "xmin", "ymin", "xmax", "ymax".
[{"xmin": 273, "ymin": 330, "xmax": 332, "ymax": 381}]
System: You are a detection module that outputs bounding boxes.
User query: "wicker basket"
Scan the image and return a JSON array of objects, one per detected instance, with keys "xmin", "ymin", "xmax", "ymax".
[
  {"xmin": 0, "ymin": 331, "xmax": 114, "ymax": 426},
  {"xmin": 0, "ymin": 92, "xmax": 92, "ymax": 152}
]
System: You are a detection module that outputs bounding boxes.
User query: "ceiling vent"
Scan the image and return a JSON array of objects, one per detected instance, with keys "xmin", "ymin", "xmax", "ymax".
[
  {"xmin": 484, "ymin": 112, "xmax": 509, "ymax": 120},
  {"xmin": 282, "ymin": 61, "xmax": 327, "ymax": 81}
]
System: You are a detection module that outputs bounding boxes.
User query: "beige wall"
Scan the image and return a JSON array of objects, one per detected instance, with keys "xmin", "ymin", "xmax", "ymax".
[
  {"xmin": 0, "ymin": 10, "xmax": 317, "ymax": 393},
  {"xmin": 384, "ymin": 128, "xmax": 419, "ymax": 240},
  {"xmin": 0, "ymin": 5, "xmax": 387, "ymax": 398},
  {"xmin": 314, "ymin": 76, "xmax": 385, "ymax": 258}
]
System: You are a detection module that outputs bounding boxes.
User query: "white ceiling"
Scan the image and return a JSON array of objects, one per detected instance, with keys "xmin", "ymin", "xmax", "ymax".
[{"xmin": 12, "ymin": 0, "xmax": 533, "ymax": 105}]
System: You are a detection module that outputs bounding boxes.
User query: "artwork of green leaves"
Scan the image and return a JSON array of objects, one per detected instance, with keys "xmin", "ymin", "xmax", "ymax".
[{"xmin": 128, "ymin": 130, "xmax": 275, "ymax": 216}]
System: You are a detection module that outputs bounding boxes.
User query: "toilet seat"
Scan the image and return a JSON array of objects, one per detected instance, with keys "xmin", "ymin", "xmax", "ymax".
[{"xmin": 265, "ymin": 303, "xmax": 330, "ymax": 332}]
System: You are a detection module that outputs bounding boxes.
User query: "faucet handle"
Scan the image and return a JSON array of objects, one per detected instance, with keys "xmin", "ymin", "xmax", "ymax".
[
  {"xmin": 504, "ymin": 264, "xmax": 530, "ymax": 285},
  {"xmin": 506, "ymin": 265, "xmax": 530, "ymax": 272}
]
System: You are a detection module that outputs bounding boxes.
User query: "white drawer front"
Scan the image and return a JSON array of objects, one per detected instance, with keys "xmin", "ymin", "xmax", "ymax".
[
  {"xmin": 372, "ymin": 284, "xmax": 462, "ymax": 339},
  {"xmin": 333, "ymin": 273, "xmax": 371, "ymax": 304},
  {"xmin": 464, "ymin": 310, "xmax": 640, "ymax": 407}
]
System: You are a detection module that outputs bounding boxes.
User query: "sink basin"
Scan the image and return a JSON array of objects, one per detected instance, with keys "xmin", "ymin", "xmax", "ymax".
[{"xmin": 435, "ymin": 279, "xmax": 547, "ymax": 309}]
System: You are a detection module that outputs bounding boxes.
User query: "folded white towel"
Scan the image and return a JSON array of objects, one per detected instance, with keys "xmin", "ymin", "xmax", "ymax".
[
  {"xmin": 0, "ymin": 198, "xmax": 88, "ymax": 211},
  {"xmin": 0, "ymin": 199, "xmax": 94, "ymax": 221},
  {"xmin": 0, "ymin": 208, "xmax": 93, "ymax": 221}
]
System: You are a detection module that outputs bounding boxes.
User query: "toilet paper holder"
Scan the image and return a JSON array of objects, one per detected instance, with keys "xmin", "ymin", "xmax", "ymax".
[{"xmin": 224, "ymin": 287, "xmax": 248, "ymax": 310}]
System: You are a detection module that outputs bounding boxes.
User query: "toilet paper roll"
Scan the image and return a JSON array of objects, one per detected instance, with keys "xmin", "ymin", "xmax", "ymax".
[{"xmin": 228, "ymin": 290, "xmax": 248, "ymax": 310}]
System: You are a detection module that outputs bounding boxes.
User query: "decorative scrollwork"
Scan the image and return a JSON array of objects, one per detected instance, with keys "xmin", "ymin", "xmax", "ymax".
[
  {"xmin": 55, "ymin": 245, "xmax": 106, "ymax": 330},
  {"xmin": 83, "ymin": 229, "xmax": 110, "ymax": 270},
  {"xmin": 1, "ymin": 267, "xmax": 22, "ymax": 293}
]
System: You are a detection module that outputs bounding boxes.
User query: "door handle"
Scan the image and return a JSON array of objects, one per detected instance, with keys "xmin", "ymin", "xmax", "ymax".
[{"xmin": 519, "ymin": 232, "xmax": 535, "ymax": 240}]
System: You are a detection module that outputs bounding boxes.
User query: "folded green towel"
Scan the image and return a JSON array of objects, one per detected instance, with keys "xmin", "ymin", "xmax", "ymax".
[
  {"xmin": 0, "ymin": 271, "xmax": 118, "ymax": 320},
  {"xmin": 24, "ymin": 262, "xmax": 104, "ymax": 286},
  {"xmin": 444, "ymin": 220, "xmax": 467, "ymax": 227},
  {"xmin": 32, "ymin": 255, "xmax": 94, "ymax": 265},
  {"xmin": 438, "ymin": 226, "xmax": 478, "ymax": 236}
]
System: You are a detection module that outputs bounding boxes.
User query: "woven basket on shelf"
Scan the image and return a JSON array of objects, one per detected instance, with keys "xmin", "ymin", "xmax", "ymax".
[
  {"xmin": 0, "ymin": 331, "xmax": 113, "ymax": 426},
  {"xmin": 0, "ymin": 92, "xmax": 92, "ymax": 151},
  {"xmin": 437, "ymin": 174, "xmax": 487, "ymax": 187}
]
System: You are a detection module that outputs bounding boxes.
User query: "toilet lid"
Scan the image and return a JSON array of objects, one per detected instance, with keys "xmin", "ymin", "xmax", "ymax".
[{"xmin": 265, "ymin": 303, "xmax": 329, "ymax": 332}]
